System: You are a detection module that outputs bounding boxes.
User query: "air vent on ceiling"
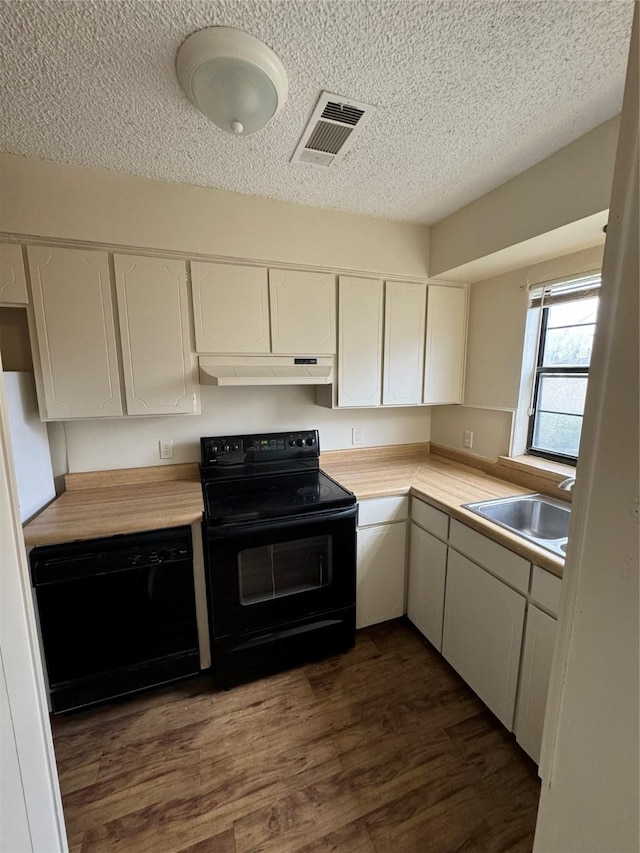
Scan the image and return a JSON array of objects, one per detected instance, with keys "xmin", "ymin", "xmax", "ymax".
[{"xmin": 291, "ymin": 92, "xmax": 375, "ymax": 167}]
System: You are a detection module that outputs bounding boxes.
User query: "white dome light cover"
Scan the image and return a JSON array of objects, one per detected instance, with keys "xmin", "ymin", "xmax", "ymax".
[{"xmin": 176, "ymin": 27, "xmax": 288, "ymax": 136}]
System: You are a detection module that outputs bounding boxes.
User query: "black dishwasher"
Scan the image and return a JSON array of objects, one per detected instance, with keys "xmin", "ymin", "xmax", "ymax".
[{"xmin": 30, "ymin": 526, "xmax": 200, "ymax": 713}]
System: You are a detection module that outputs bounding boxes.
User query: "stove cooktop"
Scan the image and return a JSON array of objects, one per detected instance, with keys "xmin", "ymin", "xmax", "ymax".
[
  {"xmin": 200, "ymin": 430, "xmax": 356, "ymax": 526},
  {"xmin": 203, "ymin": 470, "xmax": 355, "ymax": 525}
]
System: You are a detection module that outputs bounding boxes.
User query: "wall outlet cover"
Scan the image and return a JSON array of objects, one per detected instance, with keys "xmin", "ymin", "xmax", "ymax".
[
  {"xmin": 352, "ymin": 427, "xmax": 363, "ymax": 445},
  {"xmin": 463, "ymin": 430, "xmax": 473, "ymax": 449},
  {"xmin": 159, "ymin": 439, "xmax": 174, "ymax": 459}
]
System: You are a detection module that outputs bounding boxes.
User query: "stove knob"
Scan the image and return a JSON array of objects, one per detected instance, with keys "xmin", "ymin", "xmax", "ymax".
[
  {"xmin": 288, "ymin": 440, "xmax": 295, "ymax": 447},
  {"xmin": 305, "ymin": 437, "xmax": 315, "ymax": 446},
  {"xmin": 296, "ymin": 438, "xmax": 304, "ymax": 447},
  {"xmin": 221, "ymin": 444, "xmax": 230, "ymax": 453},
  {"xmin": 232, "ymin": 444, "xmax": 239, "ymax": 451}
]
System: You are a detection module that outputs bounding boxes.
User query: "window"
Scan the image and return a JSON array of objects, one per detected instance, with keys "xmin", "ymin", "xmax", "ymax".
[{"xmin": 527, "ymin": 274, "xmax": 600, "ymax": 464}]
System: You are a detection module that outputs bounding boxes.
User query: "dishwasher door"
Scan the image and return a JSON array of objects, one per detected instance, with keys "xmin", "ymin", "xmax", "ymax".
[{"xmin": 30, "ymin": 526, "xmax": 199, "ymax": 712}]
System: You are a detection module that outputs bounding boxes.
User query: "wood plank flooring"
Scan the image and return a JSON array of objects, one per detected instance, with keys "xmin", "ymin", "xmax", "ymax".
[{"xmin": 51, "ymin": 620, "xmax": 541, "ymax": 853}]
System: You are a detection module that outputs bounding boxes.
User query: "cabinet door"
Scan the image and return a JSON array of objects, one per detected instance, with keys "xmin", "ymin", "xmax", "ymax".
[
  {"xmin": 515, "ymin": 605, "xmax": 557, "ymax": 764},
  {"xmin": 443, "ymin": 549, "xmax": 526, "ymax": 729},
  {"xmin": 382, "ymin": 281, "xmax": 426, "ymax": 405},
  {"xmin": 423, "ymin": 284, "xmax": 467, "ymax": 404},
  {"xmin": 0, "ymin": 243, "xmax": 28, "ymax": 305},
  {"xmin": 338, "ymin": 277, "xmax": 383, "ymax": 407},
  {"xmin": 356, "ymin": 522, "xmax": 406, "ymax": 629},
  {"xmin": 407, "ymin": 523, "xmax": 447, "ymax": 651},
  {"xmin": 269, "ymin": 269, "xmax": 336, "ymax": 354},
  {"xmin": 27, "ymin": 246, "xmax": 122, "ymax": 419},
  {"xmin": 114, "ymin": 254, "xmax": 196, "ymax": 415},
  {"xmin": 191, "ymin": 262, "xmax": 270, "ymax": 354}
]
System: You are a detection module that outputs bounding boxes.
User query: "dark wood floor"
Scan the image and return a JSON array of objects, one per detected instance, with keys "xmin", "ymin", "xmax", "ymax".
[{"xmin": 52, "ymin": 619, "xmax": 541, "ymax": 853}]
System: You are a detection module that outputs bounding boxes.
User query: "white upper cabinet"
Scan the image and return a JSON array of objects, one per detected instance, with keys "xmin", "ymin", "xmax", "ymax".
[
  {"xmin": 191, "ymin": 261, "xmax": 270, "ymax": 354},
  {"xmin": 382, "ymin": 281, "xmax": 426, "ymax": 405},
  {"xmin": 423, "ymin": 284, "xmax": 467, "ymax": 404},
  {"xmin": 269, "ymin": 269, "xmax": 336, "ymax": 354},
  {"xmin": 27, "ymin": 246, "xmax": 123, "ymax": 419},
  {"xmin": 0, "ymin": 243, "xmax": 28, "ymax": 305},
  {"xmin": 338, "ymin": 276, "xmax": 383, "ymax": 407},
  {"xmin": 114, "ymin": 254, "xmax": 196, "ymax": 415}
]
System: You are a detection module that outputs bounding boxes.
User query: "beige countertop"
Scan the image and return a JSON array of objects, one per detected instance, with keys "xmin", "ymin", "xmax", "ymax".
[
  {"xmin": 321, "ymin": 445, "xmax": 565, "ymax": 577},
  {"xmin": 23, "ymin": 447, "xmax": 565, "ymax": 577},
  {"xmin": 23, "ymin": 463, "xmax": 203, "ymax": 547}
]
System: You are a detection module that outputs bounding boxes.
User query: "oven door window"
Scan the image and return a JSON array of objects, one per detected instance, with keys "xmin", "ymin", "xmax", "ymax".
[
  {"xmin": 205, "ymin": 509, "xmax": 356, "ymax": 637},
  {"xmin": 239, "ymin": 535, "xmax": 332, "ymax": 605}
]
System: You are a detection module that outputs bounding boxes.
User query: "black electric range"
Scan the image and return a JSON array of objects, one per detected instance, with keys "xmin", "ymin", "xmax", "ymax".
[{"xmin": 199, "ymin": 430, "xmax": 357, "ymax": 688}]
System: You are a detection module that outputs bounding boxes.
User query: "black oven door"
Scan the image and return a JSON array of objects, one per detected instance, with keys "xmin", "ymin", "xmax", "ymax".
[{"xmin": 203, "ymin": 505, "xmax": 356, "ymax": 639}]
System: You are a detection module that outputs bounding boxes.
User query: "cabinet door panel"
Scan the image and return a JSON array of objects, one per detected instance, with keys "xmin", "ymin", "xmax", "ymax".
[
  {"xmin": 443, "ymin": 549, "xmax": 526, "ymax": 729},
  {"xmin": 407, "ymin": 523, "xmax": 447, "ymax": 651},
  {"xmin": 114, "ymin": 254, "xmax": 195, "ymax": 415},
  {"xmin": 192, "ymin": 262, "xmax": 270, "ymax": 354},
  {"xmin": 424, "ymin": 284, "xmax": 467, "ymax": 404},
  {"xmin": 356, "ymin": 522, "xmax": 406, "ymax": 629},
  {"xmin": 383, "ymin": 281, "xmax": 426, "ymax": 405},
  {"xmin": 338, "ymin": 277, "xmax": 383, "ymax": 406},
  {"xmin": 0, "ymin": 243, "xmax": 28, "ymax": 305},
  {"xmin": 27, "ymin": 246, "xmax": 122, "ymax": 419},
  {"xmin": 269, "ymin": 270, "xmax": 336, "ymax": 354},
  {"xmin": 515, "ymin": 605, "xmax": 557, "ymax": 764}
]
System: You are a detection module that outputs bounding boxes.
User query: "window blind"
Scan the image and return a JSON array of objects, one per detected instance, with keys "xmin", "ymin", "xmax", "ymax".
[{"xmin": 529, "ymin": 271, "xmax": 601, "ymax": 309}]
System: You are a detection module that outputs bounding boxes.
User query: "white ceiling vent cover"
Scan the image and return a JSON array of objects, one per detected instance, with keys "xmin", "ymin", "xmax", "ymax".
[{"xmin": 291, "ymin": 92, "xmax": 376, "ymax": 167}]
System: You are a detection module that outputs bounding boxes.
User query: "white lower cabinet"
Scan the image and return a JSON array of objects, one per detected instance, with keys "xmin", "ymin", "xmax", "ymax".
[
  {"xmin": 442, "ymin": 549, "xmax": 526, "ymax": 730},
  {"xmin": 357, "ymin": 522, "xmax": 407, "ymax": 629},
  {"xmin": 407, "ymin": 523, "xmax": 447, "ymax": 651},
  {"xmin": 515, "ymin": 605, "xmax": 558, "ymax": 763},
  {"xmin": 406, "ymin": 496, "xmax": 562, "ymax": 762},
  {"xmin": 356, "ymin": 496, "xmax": 408, "ymax": 629}
]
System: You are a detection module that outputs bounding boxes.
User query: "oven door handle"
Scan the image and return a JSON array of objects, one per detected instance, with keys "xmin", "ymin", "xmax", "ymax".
[{"xmin": 205, "ymin": 504, "xmax": 357, "ymax": 538}]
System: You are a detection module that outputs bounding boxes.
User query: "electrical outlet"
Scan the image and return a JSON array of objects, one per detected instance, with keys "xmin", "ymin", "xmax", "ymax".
[
  {"xmin": 352, "ymin": 426, "xmax": 363, "ymax": 445},
  {"xmin": 159, "ymin": 439, "xmax": 173, "ymax": 459},
  {"xmin": 463, "ymin": 430, "xmax": 473, "ymax": 449}
]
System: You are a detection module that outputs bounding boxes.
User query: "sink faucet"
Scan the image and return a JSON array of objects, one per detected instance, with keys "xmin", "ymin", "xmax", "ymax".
[{"xmin": 559, "ymin": 477, "xmax": 576, "ymax": 491}]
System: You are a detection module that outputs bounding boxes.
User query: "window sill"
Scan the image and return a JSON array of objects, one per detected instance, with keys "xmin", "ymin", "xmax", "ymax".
[{"xmin": 496, "ymin": 454, "xmax": 575, "ymax": 497}]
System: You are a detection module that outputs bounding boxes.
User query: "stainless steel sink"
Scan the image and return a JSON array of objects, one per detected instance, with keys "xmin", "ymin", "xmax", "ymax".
[{"xmin": 462, "ymin": 494, "xmax": 570, "ymax": 559}]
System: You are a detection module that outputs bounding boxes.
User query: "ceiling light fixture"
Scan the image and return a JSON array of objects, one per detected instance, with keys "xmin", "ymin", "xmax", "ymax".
[{"xmin": 176, "ymin": 27, "xmax": 288, "ymax": 136}]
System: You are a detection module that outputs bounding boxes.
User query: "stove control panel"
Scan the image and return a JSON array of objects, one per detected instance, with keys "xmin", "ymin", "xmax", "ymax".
[{"xmin": 201, "ymin": 430, "xmax": 319, "ymax": 466}]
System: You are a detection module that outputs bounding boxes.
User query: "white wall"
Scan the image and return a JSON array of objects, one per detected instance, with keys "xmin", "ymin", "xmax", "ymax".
[
  {"xmin": 429, "ymin": 118, "xmax": 618, "ymax": 277},
  {"xmin": 0, "ymin": 153, "xmax": 429, "ymax": 279},
  {"xmin": 431, "ymin": 244, "xmax": 605, "ymax": 459},
  {"xmin": 0, "ymin": 357, "xmax": 67, "ymax": 851},
  {"xmin": 429, "ymin": 406, "xmax": 513, "ymax": 461},
  {"xmin": 63, "ymin": 386, "xmax": 432, "ymax": 472},
  {"xmin": 534, "ymin": 8, "xmax": 639, "ymax": 847}
]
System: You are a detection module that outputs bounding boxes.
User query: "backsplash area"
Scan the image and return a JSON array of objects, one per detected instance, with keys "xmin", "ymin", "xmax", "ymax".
[{"xmin": 62, "ymin": 385, "xmax": 432, "ymax": 473}]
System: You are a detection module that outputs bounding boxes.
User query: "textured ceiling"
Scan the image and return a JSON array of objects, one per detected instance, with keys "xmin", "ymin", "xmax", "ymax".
[{"xmin": 0, "ymin": 0, "xmax": 634, "ymax": 224}]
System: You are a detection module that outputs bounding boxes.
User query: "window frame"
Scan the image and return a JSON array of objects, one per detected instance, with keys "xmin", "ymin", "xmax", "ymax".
[{"xmin": 526, "ymin": 295, "xmax": 596, "ymax": 466}]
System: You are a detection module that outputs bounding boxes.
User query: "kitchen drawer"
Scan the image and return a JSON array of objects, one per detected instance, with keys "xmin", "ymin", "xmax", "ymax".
[
  {"xmin": 530, "ymin": 565, "xmax": 562, "ymax": 616},
  {"xmin": 449, "ymin": 520, "xmax": 530, "ymax": 594},
  {"xmin": 411, "ymin": 497, "xmax": 449, "ymax": 540},
  {"xmin": 358, "ymin": 496, "xmax": 409, "ymax": 527}
]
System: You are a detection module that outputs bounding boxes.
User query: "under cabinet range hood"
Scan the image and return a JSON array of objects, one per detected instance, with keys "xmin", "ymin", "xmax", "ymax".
[{"xmin": 199, "ymin": 356, "xmax": 334, "ymax": 386}]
